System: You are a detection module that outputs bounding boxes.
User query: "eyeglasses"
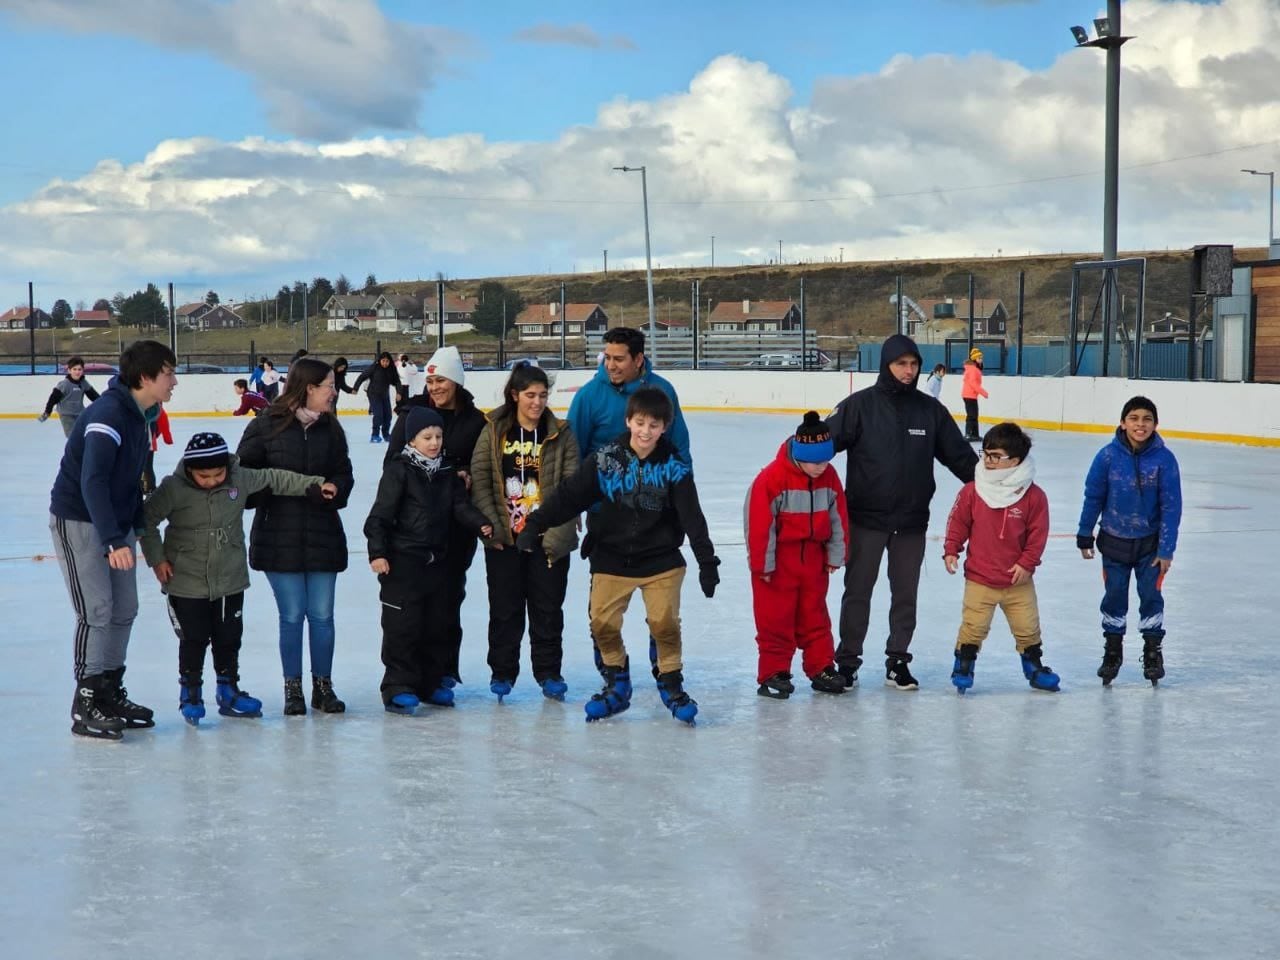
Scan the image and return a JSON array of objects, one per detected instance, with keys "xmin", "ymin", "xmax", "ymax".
[{"xmin": 982, "ymin": 452, "xmax": 1014, "ymax": 464}]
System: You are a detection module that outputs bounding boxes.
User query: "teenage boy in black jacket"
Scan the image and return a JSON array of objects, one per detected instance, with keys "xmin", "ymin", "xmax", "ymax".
[
  {"xmin": 365, "ymin": 407, "xmax": 492, "ymax": 715},
  {"xmin": 825, "ymin": 334, "xmax": 977, "ymax": 691},
  {"xmin": 517, "ymin": 387, "xmax": 720, "ymax": 725}
]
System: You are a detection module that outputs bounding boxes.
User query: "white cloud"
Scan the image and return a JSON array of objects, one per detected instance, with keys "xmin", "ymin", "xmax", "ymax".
[
  {"xmin": 3, "ymin": 0, "xmax": 1279, "ymax": 304},
  {"xmin": 0, "ymin": 0, "xmax": 457, "ymax": 138}
]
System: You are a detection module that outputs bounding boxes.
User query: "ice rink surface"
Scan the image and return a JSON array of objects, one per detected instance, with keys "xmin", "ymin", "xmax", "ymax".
[{"xmin": 2, "ymin": 410, "xmax": 1278, "ymax": 959}]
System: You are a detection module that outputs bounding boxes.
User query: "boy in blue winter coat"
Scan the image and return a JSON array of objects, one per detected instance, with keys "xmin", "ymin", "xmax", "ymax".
[{"xmin": 1077, "ymin": 396, "xmax": 1182, "ymax": 686}]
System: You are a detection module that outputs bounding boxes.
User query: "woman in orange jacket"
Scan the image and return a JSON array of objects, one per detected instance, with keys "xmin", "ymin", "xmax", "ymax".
[{"xmin": 961, "ymin": 354, "xmax": 988, "ymax": 441}]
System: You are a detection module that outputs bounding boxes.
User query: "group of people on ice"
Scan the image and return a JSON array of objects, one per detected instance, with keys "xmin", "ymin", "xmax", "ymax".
[{"xmin": 41, "ymin": 326, "xmax": 1182, "ymax": 739}]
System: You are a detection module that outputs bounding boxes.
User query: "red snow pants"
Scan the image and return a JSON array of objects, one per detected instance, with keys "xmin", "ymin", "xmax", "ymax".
[{"xmin": 752, "ymin": 541, "xmax": 836, "ymax": 683}]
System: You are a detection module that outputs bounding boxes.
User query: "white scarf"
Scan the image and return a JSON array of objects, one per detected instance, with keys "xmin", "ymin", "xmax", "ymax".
[
  {"xmin": 403, "ymin": 445, "xmax": 444, "ymax": 476},
  {"xmin": 973, "ymin": 454, "xmax": 1036, "ymax": 509}
]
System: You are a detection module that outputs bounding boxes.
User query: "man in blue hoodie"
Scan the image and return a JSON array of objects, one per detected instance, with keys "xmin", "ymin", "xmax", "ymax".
[
  {"xmin": 1077, "ymin": 395, "xmax": 1182, "ymax": 686},
  {"xmin": 825, "ymin": 334, "xmax": 977, "ymax": 690},
  {"xmin": 49, "ymin": 339, "xmax": 178, "ymax": 739},
  {"xmin": 567, "ymin": 326, "xmax": 691, "ymax": 468}
]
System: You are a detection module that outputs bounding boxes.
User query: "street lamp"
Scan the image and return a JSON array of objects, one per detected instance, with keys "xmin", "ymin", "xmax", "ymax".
[
  {"xmin": 710, "ymin": 235, "xmax": 715, "ymax": 268},
  {"xmin": 613, "ymin": 165, "xmax": 657, "ymax": 360},
  {"xmin": 1241, "ymin": 168, "xmax": 1276, "ymax": 249}
]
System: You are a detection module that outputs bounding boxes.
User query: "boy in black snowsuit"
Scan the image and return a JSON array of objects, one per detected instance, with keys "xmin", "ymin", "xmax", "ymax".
[{"xmin": 364, "ymin": 407, "xmax": 492, "ymax": 714}]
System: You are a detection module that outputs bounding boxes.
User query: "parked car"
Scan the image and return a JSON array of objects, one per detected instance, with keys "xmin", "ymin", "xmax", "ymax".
[
  {"xmin": 745, "ymin": 353, "xmax": 802, "ymax": 368},
  {"xmin": 505, "ymin": 356, "xmax": 570, "ymax": 370},
  {"xmin": 182, "ymin": 363, "xmax": 225, "ymax": 374},
  {"xmin": 82, "ymin": 362, "xmax": 119, "ymax": 374}
]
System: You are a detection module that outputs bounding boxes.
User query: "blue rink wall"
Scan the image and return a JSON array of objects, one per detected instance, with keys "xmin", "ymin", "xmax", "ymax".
[{"xmin": 2, "ymin": 369, "xmax": 1279, "ymax": 445}]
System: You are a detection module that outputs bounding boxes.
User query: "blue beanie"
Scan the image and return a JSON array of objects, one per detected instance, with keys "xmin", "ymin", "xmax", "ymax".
[
  {"xmin": 791, "ymin": 411, "xmax": 834, "ymax": 463},
  {"xmin": 406, "ymin": 406, "xmax": 444, "ymax": 441}
]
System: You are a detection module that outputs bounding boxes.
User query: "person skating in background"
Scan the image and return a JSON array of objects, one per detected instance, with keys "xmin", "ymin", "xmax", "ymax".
[
  {"xmin": 353, "ymin": 351, "xmax": 402, "ymax": 443},
  {"xmin": 40, "ymin": 357, "xmax": 100, "ymax": 439},
  {"xmin": 942, "ymin": 422, "xmax": 1059, "ymax": 694},
  {"xmin": 925, "ymin": 363, "xmax": 946, "ymax": 401},
  {"xmin": 396, "ymin": 353, "xmax": 418, "ymax": 405},
  {"xmin": 470, "ymin": 364, "xmax": 579, "ymax": 703},
  {"xmin": 49, "ymin": 339, "xmax": 178, "ymax": 740},
  {"xmin": 331, "ymin": 357, "xmax": 358, "ymax": 411},
  {"xmin": 825, "ymin": 334, "xmax": 977, "ymax": 691},
  {"xmin": 745, "ymin": 412, "xmax": 850, "ymax": 700},
  {"xmin": 517, "ymin": 387, "xmax": 719, "ymax": 725},
  {"xmin": 140, "ymin": 432, "xmax": 336, "ymax": 725},
  {"xmin": 141, "ymin": 402, "xmax": 173, "ymax": 498},
  {"xmin": 259, "ymin": 359, "xmax": 281, "ymax": 402},
  {"xmin": 1077, "ymin": 396, "xmax": 1182, "ymax": 687},
  {"xmin": 386, "ymin": 345, "xmax": 487, "ymax": 687},
  {"xmin": 961, "ymin": 349, "xmax": 988, "ymax": 442},
  {"xmin": 231, "ymin": 379, "xmax": 269, "ymax": 417},
  {"xmin": 248, "ymin": 355, "xmax": 268, "ymax": 393},
  {"xmin": 236, "ymin": 358, "xmax": 355, "ymax": 716},
  {"xmin": 364, "ymin": 408, "xmax": 492, "ymax": 715}
]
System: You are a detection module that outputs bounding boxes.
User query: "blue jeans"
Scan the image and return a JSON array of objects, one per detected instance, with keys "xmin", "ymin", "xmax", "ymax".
[
  {"xmin": 1100, "ymin": 554, "xmax": 1165, "ymax": 638},
  {"xmin": 265, "ymin": 571, "xmax": 338, "ymax": 678},
  {"xmin": 369, "ymin": 393, "xmax": 391, "ymax": 439}
]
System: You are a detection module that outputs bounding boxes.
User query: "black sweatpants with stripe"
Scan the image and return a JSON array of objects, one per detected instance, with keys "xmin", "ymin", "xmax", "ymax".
[{"xmin": 166, "ymin": 592, "xmax": 246, "ymax": 681}]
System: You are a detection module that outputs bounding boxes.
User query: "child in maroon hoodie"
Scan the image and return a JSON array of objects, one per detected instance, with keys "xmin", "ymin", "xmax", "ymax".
[
  {"xmin": 745, "ymin": 412, "xmax": 850, "ymax": 699},
  {"xmin": 942, "ymin": 422, "xmax": 1059, "ymax": 693}
]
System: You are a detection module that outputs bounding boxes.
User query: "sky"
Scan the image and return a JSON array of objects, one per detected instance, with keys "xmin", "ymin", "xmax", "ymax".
[{"xmin": 0, "ymin": 0, "xmax": 1276, "ymax": 308}]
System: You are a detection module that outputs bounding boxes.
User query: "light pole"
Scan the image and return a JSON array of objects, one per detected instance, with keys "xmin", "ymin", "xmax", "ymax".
[
  {"xmin": 613, "ymin": 165, "xmax": 657, "ymax": 360},
  {"xmin": 778, "ymin": 240, "xmax": 783, "ymax": 265},
  {"xmin": 1241, "ymin": 168, "xmax": 1276, "ymax": 249},
  {"xmin": 710, "ymin": 235, "xmax": 715, "ymax": 268}
]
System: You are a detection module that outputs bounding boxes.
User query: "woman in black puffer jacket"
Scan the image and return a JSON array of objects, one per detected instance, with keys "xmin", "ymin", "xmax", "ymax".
[
  {"xmin": 383, "ymin": 346, "xmax": 487, "ymax": 685},
  {"xmin": 237, "ymin": 358, "xmax": 355, "ymax": 716}
]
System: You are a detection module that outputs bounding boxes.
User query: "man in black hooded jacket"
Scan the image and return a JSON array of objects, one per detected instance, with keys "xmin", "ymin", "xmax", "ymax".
[{"xmin": 825, "ymin": 334, "xmax": 977, "ymax": 690}]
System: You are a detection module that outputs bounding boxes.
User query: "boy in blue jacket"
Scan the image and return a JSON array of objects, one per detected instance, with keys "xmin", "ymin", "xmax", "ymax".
[
  {"xmin": 1077, "ymin": 396, "xmax": 1182, "ymax": 686},
  {"xmin": 49, "ymin": 340, "xmax": 178, "ymax": 739}
]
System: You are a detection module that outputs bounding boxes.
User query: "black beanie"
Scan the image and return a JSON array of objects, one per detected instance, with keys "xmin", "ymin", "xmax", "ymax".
[
  {"xmin": 183, "ymin": 432, "xmax": 230, "ymax": 470},
  {"xmin": 406, "ymin": 406, "xmax": 444, "ymax": 441},
  {"xmin": 792, "ymin": 411, "xmax": 834, "ymax": 463},
  {"xmin": 1121, "ymin": 396, "xmax": 1158, "ymax": 424}
]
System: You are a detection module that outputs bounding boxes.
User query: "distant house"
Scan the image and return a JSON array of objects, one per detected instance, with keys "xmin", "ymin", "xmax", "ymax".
[
  {"xmin": 176, "ymin": 302, "xmax": 212, "ymax": 327},
  {"xmin": 372, "ymin": 294, "xmax": 422, "ymax": 333},
  {"xmin": 423, "ymin": 294, "xmax": 478, "ymax": 327},
  {"xmin": 705, "ymin": 299, "xmax": 801, "ymax": 333},
  {"xmin": 0, "ymin": 306, "xmax": 53, "ymax": 330},
  {"xmin": 72, "ymin": 309, "xmax": 112, "ymax": 329},
  {"xmin": 914, "ymin": 298, "xmax": 1009, "ymax": 338},
  {"xmin": 513, "ymin": 303, "xmax": 610, "ymax": 341},
  {"xmin": 184, "ymin": 303, "xmax": 242, "ymax": 331},
  {"xmin": 323, "ymin": 294, "xmax": 380, "ymax": 332}
]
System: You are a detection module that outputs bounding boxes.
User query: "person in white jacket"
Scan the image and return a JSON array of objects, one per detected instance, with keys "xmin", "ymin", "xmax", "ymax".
[{"xmin": 924, "ymin": 364, "xmax": 946, "ymax": 400}]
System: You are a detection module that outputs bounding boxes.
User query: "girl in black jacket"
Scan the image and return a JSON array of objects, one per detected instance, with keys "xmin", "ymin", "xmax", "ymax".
[
  {"xmin": 365, "ymin": 407, "xmax": 491, "ymax": 714},
  {"xmin": 237, "ymin": 358, "xmax": 355, "ymax": 716},
  {"xmin": 383, "ymin": 346, "xmax": 487, "ymax": 685},
  {"xmin": 352, "ymin": 352, "xmax": 401, "ymax": 443}
]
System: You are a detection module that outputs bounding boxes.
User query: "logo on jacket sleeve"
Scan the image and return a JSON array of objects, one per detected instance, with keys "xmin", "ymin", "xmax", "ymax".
[{"xmin": 908, "ymin": 428, "xmax": 927, "ymax": 436}]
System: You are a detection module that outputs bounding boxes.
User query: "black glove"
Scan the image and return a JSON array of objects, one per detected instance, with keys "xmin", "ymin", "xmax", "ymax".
[
  {"xmin": 305, "ymin": 484, "xmax": 325, "ymax": 503},
  {"xmin": 698, "ymin": 558, "xmax": 721, "ymax": 598},
  {"xmin": 515, "ymin": 526, "xmax": 541, "ymax": 553},
  {"xmin": 1076, "ymin": 534, "xmax": 1095, "ymax": 551}
]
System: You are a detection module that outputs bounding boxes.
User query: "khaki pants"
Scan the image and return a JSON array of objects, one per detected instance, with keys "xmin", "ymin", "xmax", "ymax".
[
  {"xmin": 589, "ymin": 568, "xmax": 685, "ymax": 673},
  {"xmin": 956, "ymin": 579, "xmax": 1041, "ymax": 653}
]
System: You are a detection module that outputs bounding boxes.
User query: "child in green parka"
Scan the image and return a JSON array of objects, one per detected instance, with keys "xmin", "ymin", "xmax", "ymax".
[{"xmin": 140, "ymin": 432, "xmax": 336, "ymax": 724}]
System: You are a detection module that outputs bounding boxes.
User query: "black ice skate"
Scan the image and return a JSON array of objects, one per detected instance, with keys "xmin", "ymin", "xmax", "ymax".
[
  {"xmin": 809, "ymin": 667, "xmax": 847, "ymax": 695},
  {"xmin": 1142, "ymin": 636, "xmax": 1165, "ymax": 686},
  {"xmin": 1097, "ymin": 633, "xmax": 1123, "ymax": 686},
  {"xmin": 71, "ymin": 676, "xmax": 125, "ymax": 741},
  {"xmin": 757, "ymin": 672, "xmax": 795, "ymax": 699},
  {"xmin": 102, "ymin": 666, "xmax": 155, "ymax": 728}
]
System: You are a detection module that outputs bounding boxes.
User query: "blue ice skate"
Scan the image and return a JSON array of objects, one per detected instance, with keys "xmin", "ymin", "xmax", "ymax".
[
  {"xmin": 1020, "ymin": 644, "xmax": 1060, "ymax": 692},
  {"xmin": 426, "ymin": 686, "xmax": 455, "ymax": 707},
  {"xmin": 585, "ymin": 664, "xmax": 632, "ymax": 722},
  {"xmin": 215, "ymin": 676, "xmax": 263, "ymax": 718},
  {"xmin": 540, "ymin": 677, "xmax": 568, "ymax": 701},
  {"xmin": 657, "ymin": 670, "xmax": 698, "ymax": 725},
  {"xmin": 385, "ymin": 692, "xmax": 419, "ymax": 715},
  {"xmin": 179, "ymin": 679, "xmax": 205, "ymax": 726},
  {"xmin": 951, "ymin": 645, "xmax": 978, "ymax": 694},
  {"xmin": 490, "ymin": 679, "xmax": 513, "ymax": 703}
]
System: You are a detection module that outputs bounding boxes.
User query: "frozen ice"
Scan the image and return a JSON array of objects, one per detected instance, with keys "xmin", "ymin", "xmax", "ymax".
[{"xmin": 2, "ymin": 412, "xmax": 1278, "ymax": 959}]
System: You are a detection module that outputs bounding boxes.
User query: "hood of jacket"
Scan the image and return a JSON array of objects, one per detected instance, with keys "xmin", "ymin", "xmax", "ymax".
[
  {"xmin": 591, "ymin": 355, "xmax": 657, "ymax": 395},
  {"xmin": 1109, "ymin": 426, "xmax": 1165, "ymax": 458},
  {"xmin": 876, "ymin": 334, "xmax": 923, "ymax": 397}
]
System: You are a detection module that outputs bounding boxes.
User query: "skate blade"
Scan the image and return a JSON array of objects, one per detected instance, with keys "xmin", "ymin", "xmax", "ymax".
[{"xmin": 72, "ymin": 723, "xmax": 125, "ymax": 740}]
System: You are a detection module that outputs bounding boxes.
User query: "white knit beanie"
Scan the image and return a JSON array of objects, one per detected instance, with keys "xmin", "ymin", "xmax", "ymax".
[{"xmin": 424, "ymin": 346, "xmax": 465, "ymax": 386}]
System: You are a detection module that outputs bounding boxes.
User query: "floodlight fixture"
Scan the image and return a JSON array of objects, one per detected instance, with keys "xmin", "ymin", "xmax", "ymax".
[
  {"xmin": 1093, "ymin": 17, "xmax": 1112, "ymax": 38},
  {"xmin": 1070, "ymin": 25, "xmax": 1090, "ymax": 45}
]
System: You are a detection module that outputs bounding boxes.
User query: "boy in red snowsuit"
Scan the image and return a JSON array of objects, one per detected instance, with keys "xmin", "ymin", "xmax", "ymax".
[
  {"xmin": 942, "ymin": 421, "xmax": 1059, "ymax": 693},
  {"xmin": 745, "ymin": 412, "xmax": 850, "ymax": 699}
]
